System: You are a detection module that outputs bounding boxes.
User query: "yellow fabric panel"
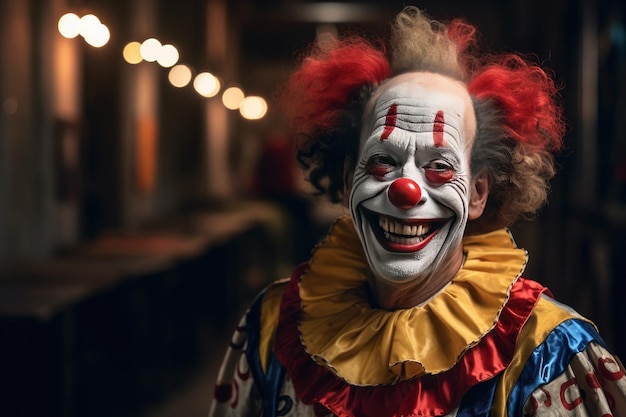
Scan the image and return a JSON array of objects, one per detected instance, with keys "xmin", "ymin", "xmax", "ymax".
[
  {"xmin": 490, "ymin": 296, "xmax": 594, "ymax": 416},
  {"xmin": 259, "ymin": 279, "xmax": 289, "ymax": 374}
]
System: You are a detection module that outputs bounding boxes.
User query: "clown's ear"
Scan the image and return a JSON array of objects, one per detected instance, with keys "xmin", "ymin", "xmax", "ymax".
[{"xmin": 468, "ymin": 170, "xmax": 490, "ymax": 220}]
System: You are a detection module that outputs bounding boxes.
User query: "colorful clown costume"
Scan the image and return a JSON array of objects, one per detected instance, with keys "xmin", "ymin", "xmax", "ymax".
[{"xmin": 208, "ymin": 217, "xmax": 626, "ymax": 416}]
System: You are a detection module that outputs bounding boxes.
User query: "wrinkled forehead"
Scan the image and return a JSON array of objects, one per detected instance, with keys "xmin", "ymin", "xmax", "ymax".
[{"xmin": 364, "ymin": 72, "xmax": 476, "ymax": 146}]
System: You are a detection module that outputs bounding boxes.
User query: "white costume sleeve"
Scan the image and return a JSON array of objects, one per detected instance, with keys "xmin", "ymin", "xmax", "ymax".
[
  {"xmin": 523, "ymin": 342, "xmax": 626, "ymax": 416},
  {"xmin": 208, "ymin": 314, "xmax": 262, "ymax": 417}
]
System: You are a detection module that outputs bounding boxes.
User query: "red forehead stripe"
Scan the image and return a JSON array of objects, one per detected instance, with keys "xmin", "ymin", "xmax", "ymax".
[
  {"xmin": 380, "ymin": 103, "xmax": 397, "ymax": 141},
  {"xmin": 380, "ymin": 106, "xmax": 446, "ymax": 145},
  {"xmin": 433, "ymin": 110, "xmax": 445, "ymax": 147}
]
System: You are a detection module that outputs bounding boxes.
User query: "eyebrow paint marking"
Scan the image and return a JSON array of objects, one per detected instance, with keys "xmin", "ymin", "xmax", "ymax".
[
  {"xmin": 380, "ymin": 103, "xmax": 398, "ymax": 141},
  {"xmin": 433, "ymin": 110, "xmax": 445, "ymax": 147}
]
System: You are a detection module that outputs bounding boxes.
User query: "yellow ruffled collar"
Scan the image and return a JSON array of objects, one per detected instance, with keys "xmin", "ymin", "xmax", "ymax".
[{"xmin": 298, "ymin": 216, "xmax": 528, "ymax": 386}]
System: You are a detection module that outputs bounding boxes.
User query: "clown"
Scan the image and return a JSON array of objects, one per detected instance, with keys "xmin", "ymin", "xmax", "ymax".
[
  {"xmin": 350, "ymin": 72, "xmax": 482, "ymax": 309},
  {"xmin": 209, "ymin": 6, "xmax": 626, "ymax": 417}
]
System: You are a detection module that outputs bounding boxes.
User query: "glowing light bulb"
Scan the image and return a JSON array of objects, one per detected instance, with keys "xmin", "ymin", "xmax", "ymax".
[
  {"xmin": 168, "ymin": 65, "xmax": 192, "ymax": 88},
  {"xmin": 78, "ymin": 14, "xmax": 101, "ymax": 38},
  {"xmin": 123, "ymin": 42, "xmax": 143, "ymax": 64},
  {"xmin": 193, "ymin": 72, "xmax": 221, "ymax": 97},
  {"xmin": 58, "ymin": 13, "xmax": 81, "ymax": 38},
  {"xmin": 239, "ymin": 96, "xmax": 267, "ymax": 120},
  {"xmin": 222, "ymin": 87, "xmax": 245, "ymax": 110},
  {"xmin": 84, "ymin": 23, "xmax": 110, "ymax": 47},
  {"xmin": 140, "ymin": 38, "xmax": 162, "ymax": 62},
  {"xmin": 157, "ymin": 44, "xmax": 179, "ymax": 67}
]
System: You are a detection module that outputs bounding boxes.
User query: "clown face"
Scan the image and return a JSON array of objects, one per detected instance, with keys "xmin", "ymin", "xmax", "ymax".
[{"xmin": 350, "ymin": 72, "xmax": 477, "ymax": 285}]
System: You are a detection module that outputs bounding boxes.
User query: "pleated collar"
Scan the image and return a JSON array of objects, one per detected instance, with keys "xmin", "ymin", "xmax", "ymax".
[{"xmin": 297, "ymin": 216, "xmax": 528, "ymax": 386}]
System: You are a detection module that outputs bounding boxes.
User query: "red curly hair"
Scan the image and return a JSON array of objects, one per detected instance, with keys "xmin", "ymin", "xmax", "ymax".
[
  {"xmin": 284, "ymin": 39, "xmax": 390, "ymax": 136},
  {"xmin": 469, "ymin": 55, "xmax": 565, "ymax": 152}
]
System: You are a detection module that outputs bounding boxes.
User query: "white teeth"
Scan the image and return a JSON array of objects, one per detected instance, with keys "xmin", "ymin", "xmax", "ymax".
[
  {"xmin": 378, "ymin": 217, "xmax": 432, "ymax": 238},
  {"xmin": 384, "ymin": 231, "xmax": 424, "ymax": 245}
]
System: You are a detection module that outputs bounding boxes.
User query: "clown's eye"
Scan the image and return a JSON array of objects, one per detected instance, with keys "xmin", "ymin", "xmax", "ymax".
[
  {"xmin": 366, "ymin": 154, "xmax": 397, "ymax": 180},
  {"xmin": 424, "ymin": 160, "xmax": 455, "ymax": 183}
]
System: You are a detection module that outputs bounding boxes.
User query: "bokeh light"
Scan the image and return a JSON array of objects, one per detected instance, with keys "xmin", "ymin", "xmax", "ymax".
[
  {"xmin": 123, "ymin": 42, "xmax": 143, "ymax": 64},
  {"xmin": 168, "ymin": 65, "xmax": 192, "ymax": 88},
  {"xmin": 222, "ymin": 87, "xmax": 245, "ymax": 110},
  {"xmin": 156, "ymin": 44, "xmax": 179, "ymax": 68},
  {"xmin": 239, "ymin": 96, "xmax": 267, "ymax": 120},
  {"xmin": 83, "ymin": 23, "xmax": 110, "ymax": 47},
  {"xmin": 59, "ymin": 13, "xmax": 263, "ymax": 118},
  {"xmin": 59, "ymin": 13, "xmax": 109, "ymax": 47},
  {"xmin": 193, "ymin": 72, "xmax": 221, "ymax": 97},
  {"xmin": 140, "ymin": 38, "xmax": 162, "ymax": 62},
  {"xmin": 78, "ymin": 14, "xmax": 101, "ymax": 38},
  {"xmin": 58, "ymin": 13, "xmax": 81, "ymax": 39}
]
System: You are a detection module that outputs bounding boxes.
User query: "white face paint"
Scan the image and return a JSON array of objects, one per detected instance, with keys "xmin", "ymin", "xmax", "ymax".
[{"xmin": 350, "ymin": 72, "xmax": 476, "ymax": 285}]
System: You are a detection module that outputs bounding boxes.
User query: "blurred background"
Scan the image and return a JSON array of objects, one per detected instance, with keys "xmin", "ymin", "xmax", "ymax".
[{"xmin": 0, "ymin": 0, "xmax": 624, "ymax": 416}]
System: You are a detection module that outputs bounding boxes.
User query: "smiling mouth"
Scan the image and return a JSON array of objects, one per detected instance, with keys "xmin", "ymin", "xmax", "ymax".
[{"xmin": 365, "ymin": 210, "xmax": 446, "ymax": 252}]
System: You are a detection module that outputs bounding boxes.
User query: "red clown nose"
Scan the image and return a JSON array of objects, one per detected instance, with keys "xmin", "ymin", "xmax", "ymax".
[{"xmin": 388, "ymin": 178, "xmax": 422, "ymax": 210}]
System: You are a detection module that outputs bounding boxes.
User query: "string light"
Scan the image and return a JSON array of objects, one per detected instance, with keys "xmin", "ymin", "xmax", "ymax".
[
  {"xmin": 156, "ymin": 44, "xmax": 179, "ymax": 67},
  {"xmin": 58, "ymin": 12, "xmax": 109, "ymax": 47},
  {"xmin": 168, "ymin": 65, "xmax": 192, "ymax": 88},
  {"xmin": 139, "ymin": 38, "xmax": 162, "ymax": 62},
  {"xmin": 57, "ymin": 13, "xmax": 81, "ymax": 38},
  {"xmin": 193, "ymin": 72, "xmax": 221, "ymax": 98},
  {"xmin": 222, "ymin": 87, "xmax": 245, "ymax": 110},
  {"xmin": 239, "ymin": 96, "xmax": 267, "ymax": 120},
  {"xmin": 58, "ymin": 13, "xmax": 267, "ymax": 119},
  {"xmin": 123, "ymin": 42, "xmax": 143, "ymax": 64},
  {"xmin": 83, "ymin": 23, "xmax": 110, "ymax": 47}
]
